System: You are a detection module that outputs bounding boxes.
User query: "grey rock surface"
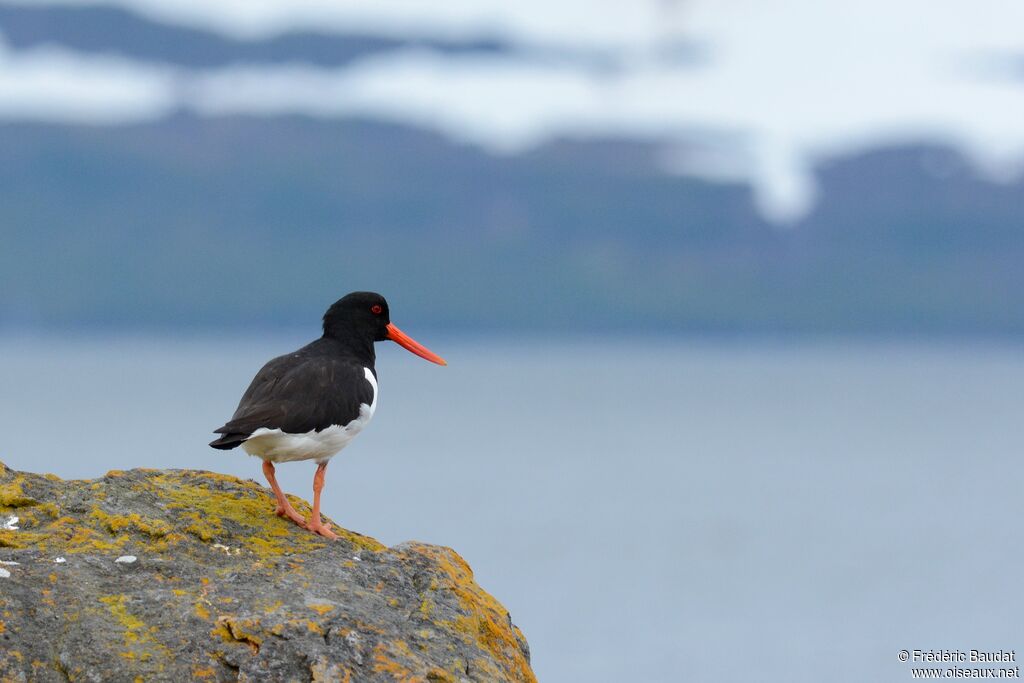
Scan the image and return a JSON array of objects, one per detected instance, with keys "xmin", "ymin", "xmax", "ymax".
[{"xmin": 0, "ymin": 461, "xmax": 534, "ymax": 682}]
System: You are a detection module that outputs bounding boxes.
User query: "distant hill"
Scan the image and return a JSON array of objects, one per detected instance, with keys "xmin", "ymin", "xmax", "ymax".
[
  {"xmin": 0, "ymin": 2, "xmax": 1020, "ymax": 335},
  {"xmin": 0, "ymin": 115, "xmax": 1021, "ymax": 335},
  {"xmin": 0, "ymin": 3, "xmax": 509, "ymax": 67}
]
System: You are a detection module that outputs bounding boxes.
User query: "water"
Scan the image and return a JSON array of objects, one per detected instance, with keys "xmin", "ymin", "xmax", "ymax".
[{"xmin": 2, "ymin": 335, "xmax": 1022, "ymax": 682}]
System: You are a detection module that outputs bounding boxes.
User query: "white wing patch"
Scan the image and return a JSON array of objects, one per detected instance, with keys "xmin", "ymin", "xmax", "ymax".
[
  {"xmin": 242, "ymin": 366, "xmax": 378, "ymax": 464},
  {"xmin": 362, "ymin": 366, "xmax": 379, "ymax": 418}
]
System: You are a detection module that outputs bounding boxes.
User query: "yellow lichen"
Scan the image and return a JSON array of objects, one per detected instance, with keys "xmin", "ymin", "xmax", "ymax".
[
  {"xmin": 404, "ymin": 544, "xmax": 536, "ymax": 683},
  {"xmin": 0, "ymin": 531, "xmax": 25, "ymax": 548},
  {"xmin": 96, "ymin": 595, "xmax": 174, "ymax": 672},
  {"xmin": 308, "ymin": 604, "xmax": 334, "ymax": 615},
  {"xmin": 35, "ymin": 502, "xmax": 60, "ymax": 518},
  {"xmin": 0, "ymin": 477, "xmax": 37, "ymax": 508},
  {"xmin": 213, "ymin": 616, "xmax": 263, "ymax": 653},
  {"xmin": 0, "ymin": 466, "xmax": 385, "ymax": 559},
  {"xmin": 35, "ymin": 516, "xmax": 130, "ymax": 554},
  {"xmin": 210, "ymin": 621, "xmax": 234, "ymax": 643},
  {"xmin": 99, "ymin": 595, "xmax": 147, "ymax": 645},
  {"xmin": 178, "ymin": 510, "xmax": 224, "ymax": 542},
  {"xmin": 150, "ymin": 473, "xmax": 347, "ymax": 556},
  {"xmin": 90, "ymin": 509, "xmax": 172, "ymax": 537},
  {"xmin": 371, "ymin": 642, "xmax": 418, "ymax": 682},
  {"xmin": 311, "ymin": 660, "xmax": 354, "ymax": 683}
]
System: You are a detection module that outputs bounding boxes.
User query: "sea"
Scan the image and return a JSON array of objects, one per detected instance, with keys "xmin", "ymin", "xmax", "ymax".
[{"xmin": 1, "ymin": 334, "xmax": 1022, "ymax": 682}]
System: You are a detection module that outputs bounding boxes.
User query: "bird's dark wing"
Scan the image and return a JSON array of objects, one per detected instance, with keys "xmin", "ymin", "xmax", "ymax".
[{"xmin": 210, "ymin": 354, "xmax": 375, "ymax": 448}]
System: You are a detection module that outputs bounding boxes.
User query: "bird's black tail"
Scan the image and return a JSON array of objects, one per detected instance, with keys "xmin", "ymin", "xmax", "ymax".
[{"xmin": 209, "ymin": 433, "xmax": 247, "ymax": 450}]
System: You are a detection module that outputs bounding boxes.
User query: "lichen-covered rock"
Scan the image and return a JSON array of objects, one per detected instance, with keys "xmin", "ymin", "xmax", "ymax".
[{"xmin": 0, "ymin": 461, "xmax": 534, "ymax": 683}]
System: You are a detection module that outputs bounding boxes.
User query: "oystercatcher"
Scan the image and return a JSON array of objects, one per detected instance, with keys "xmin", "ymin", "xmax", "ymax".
[{"xmin": 209, "ymin": 292, "xmax": 446, "ymax": 539}]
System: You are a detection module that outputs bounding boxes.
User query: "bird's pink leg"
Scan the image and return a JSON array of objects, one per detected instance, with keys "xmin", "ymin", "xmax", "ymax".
[
  {"xmin": 306, "ymin": 462, "xmax": 338, "ymax": 540},
  {"xmin": 262, "ymin": 461, "xmax": 306, "ymax": 528}
]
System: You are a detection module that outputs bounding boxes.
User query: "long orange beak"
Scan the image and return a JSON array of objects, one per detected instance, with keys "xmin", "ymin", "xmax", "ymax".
[{"xmin": 385, "ymin": 323, "xmax": 447, "ymax": 366}]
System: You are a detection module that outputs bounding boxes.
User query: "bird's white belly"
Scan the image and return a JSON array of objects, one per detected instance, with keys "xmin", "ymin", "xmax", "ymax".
[{"xmin": 241, "ymin": 367, "xmax": 378, "ymax": 464}]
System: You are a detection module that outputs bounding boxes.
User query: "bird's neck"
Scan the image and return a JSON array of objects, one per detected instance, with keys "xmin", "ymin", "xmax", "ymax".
[{"xmin": 322, "ymin": 328, "xmax": 376, "ymax": 367}]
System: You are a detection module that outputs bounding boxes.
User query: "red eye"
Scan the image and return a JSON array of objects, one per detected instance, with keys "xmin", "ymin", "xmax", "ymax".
[{"xmin": 371, "ymin": 305, "xmax": 383, "ymax": 315}]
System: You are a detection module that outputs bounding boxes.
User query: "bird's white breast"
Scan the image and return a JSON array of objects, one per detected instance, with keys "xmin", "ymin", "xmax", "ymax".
[{"xmin": 242, "ymin": 367, "xmax": 378, "ymax": 464}]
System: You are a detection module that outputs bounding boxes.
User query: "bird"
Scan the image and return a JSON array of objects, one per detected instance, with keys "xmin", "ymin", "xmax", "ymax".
[{"xmin": 209, "ymin": 292, "xmax": 446, "ymax": 539}]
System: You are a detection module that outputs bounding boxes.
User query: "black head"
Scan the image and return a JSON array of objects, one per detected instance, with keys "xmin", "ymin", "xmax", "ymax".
[
  {"xmin": 323, "ymin": 291, "xmax": 391, "ymax": 342},
  {"xmin": 322, "ymin": 292, "xmax": 446, "ymax": 365}
]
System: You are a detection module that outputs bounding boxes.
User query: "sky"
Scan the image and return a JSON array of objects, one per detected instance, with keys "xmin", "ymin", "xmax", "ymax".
[{"xmin": 1, "ymin": 0, "xmax": 1022, "ymax": 221}]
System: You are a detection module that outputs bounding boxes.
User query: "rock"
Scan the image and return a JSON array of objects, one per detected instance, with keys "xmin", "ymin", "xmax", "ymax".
[{"xmin": 0, "ymin": 460, "xmax": 535, "ymax": 683}]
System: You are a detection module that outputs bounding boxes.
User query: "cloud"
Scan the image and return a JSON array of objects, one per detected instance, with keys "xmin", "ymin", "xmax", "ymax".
[
  {"xmin": 0, "ymin": 36, "xmax": 175, "ymax": 122},
  {"xmin": 1, "ymin": 0, "xmax": 1023, "ymax": 222},
  {"xmin": 188, "ymin": 43, "xmax": 1024, "ymax": 221}
]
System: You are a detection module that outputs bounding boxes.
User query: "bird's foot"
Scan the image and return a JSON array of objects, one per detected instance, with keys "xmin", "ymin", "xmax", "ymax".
[
  {"xmin": 305, "ymin": 517, "xmax": 338, "ymax": 540},
  {"xmin": 275, "ymin": 503, "xmax": 307, "ymax": 529}
]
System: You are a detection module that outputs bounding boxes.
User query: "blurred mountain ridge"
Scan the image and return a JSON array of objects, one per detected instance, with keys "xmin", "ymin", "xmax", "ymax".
[
  {"xmin": 0, "ymin": 3, "xmax": 512, "ymax": 67},
  {"xmin": 0, "ymin": 2, "xmax": 1020, "ymax": 335},
  {"xmin": 0, "ymin": 115, "xmax": 1020, "ymax": 335}
]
